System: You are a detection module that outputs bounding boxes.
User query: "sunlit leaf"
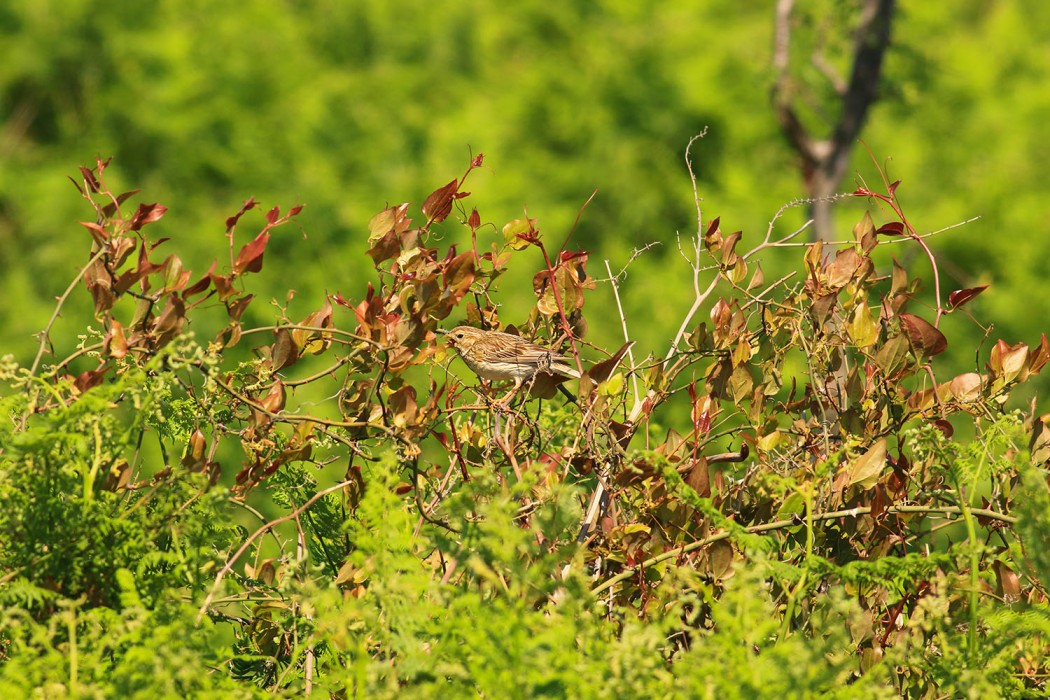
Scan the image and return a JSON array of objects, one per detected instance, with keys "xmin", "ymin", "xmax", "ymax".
[
  {"xmin": 847, "ymin": 302, "xmax": 879, "ymax": 348},
  {"xmin": 847, "ymin": 439, "xmax": 886, "ymax": 489}
]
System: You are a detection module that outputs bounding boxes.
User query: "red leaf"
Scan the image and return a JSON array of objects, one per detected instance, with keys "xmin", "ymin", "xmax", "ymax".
[
  {"xmin": 852, "ymin": 188, "xmax": 874, "ymax": 197},
  {"xmin": 876, "ymin": 222, "xmax": 905, "ymax": 236},
  {"xmin": 79, "ymin": 221, "xmax": 109, "ymax": 245},
  {"xmin": 265, "ymin": 206, "xmax": 280, "ymax": 224},
  {"xmin": 467, "ymin": 208, "xmax": 481, "ymax": 230},
  {"xmin": 79, "ymin": 166, "xmax": 101, "ymax": 193},
  {"xmin": 226, "ymin": 197, "xmax": 257, "ymax": 231},
  {"xmin": 183, "ymin": 261, "xmax": 217, "ymax": 298},
  {"xmin": 471, "ymin": 153, "xmax": 485, "ymax": 168},
  {"xmin": 422, "ymin": 179, "xmax": 458, "ymax": 223},
  {"xmin": 289, "ymin": 204, "xmax": 304, "ymax": 217},
  {"xmin": 888, "ymin": 179, "xmax": 902, "ymax": 197},
  {"xmin": 129, "ymin": 203, "xmax": 168, "ymax": 231},
  {"xmin": 899, "ymin": 313, "xmax": 948, "ymax": 357},
  {"xmin": 559, "ymin": 249, "xmax": 589, "ymax": 263},
  {"xmin": 233, "ymin": 230, "xmax": 270, "ymax": 274},
  {"xmin": 74, "ymin": 366, "xmax": 109, "ymax": 393},
  {"xmin": 947, "ymin": 285, "xmax": 988, "ymax": 310},
  {"xmin": 102, "ymin": 189, "xmax": 142, "ymax": 218}
]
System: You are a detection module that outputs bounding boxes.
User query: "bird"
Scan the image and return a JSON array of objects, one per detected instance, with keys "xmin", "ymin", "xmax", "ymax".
[{"xmin": 443, "ymin": 325, "xmax": 581, "ymax": 405}]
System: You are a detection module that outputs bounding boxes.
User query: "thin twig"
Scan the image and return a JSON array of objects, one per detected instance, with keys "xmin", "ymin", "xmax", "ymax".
[
  {"xmin": 30, "ymin": 248, "xmax": 108, "ymax": 376},
  {"xmin": 604, "ymin": 259, "xmax": 640, "ymax": 405},
  {"xmin": 196, "ymin": 479, "xmax": 353, "ymax": 623}
]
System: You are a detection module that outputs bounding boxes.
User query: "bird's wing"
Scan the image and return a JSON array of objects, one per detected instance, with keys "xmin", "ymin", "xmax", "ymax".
[{"xmin": 488, "ymin": 341, "xmax": 552, "ymax": 365}]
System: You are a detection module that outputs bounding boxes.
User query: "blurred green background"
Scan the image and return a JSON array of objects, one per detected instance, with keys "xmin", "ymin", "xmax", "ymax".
[{"xmin": 2, "ymin": 0, "xmax": 1048, "ymax": 401}]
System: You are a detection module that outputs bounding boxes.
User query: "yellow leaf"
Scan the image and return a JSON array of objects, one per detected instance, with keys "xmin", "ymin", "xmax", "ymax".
[
  {"xmin": 599, "ymin": 372, "xmax": 625, "ymax": 396},
  {"xmin": 847, "ymin": 439, "xmax": 886, "ymax": 488},
  {"xmin": 847, "ymin": 302, "xmax": 878, "ymax": 348}
]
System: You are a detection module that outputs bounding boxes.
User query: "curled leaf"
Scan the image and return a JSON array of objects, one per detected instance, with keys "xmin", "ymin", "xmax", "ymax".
[{"xmin": 947, "ymin": 285, "xmax": 988, "ymax": 310}]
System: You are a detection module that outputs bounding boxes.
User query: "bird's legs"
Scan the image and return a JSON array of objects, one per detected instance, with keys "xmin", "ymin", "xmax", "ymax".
[{"xmin": 493, "ymin": 378, "xmax": 523, "ymax": 409}]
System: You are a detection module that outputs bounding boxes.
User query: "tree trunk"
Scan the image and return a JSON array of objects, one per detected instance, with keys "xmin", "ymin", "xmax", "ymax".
[{"xmin": 772, "ymin": 0, "xmax": 895, "ymax": 242}]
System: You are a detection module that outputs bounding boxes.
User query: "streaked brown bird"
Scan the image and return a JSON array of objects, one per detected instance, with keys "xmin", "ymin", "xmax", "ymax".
[{"xmin": 444, "ymin": 325, "xmax": 581, "ymax": 405}]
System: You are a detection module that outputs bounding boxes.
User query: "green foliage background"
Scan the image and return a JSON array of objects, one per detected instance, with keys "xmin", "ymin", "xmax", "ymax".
[
  {"xmin": 3, "ymin": 2, "xmax": 1050, "ymax": 696},
  {"xmin": 3, "ymin": 0, "xmax": 1049, "ymax": 389}
]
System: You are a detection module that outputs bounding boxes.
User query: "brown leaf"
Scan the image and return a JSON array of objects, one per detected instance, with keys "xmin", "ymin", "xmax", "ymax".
[
  {"xmin": 226, "ymin": 294, "xmax": 254, "ymax": 322},
  {"xmin": 106, "ymin": 320, "xmax": 128, "ymax": 359},
  {"xmin": 389, "ymin": 386, "xmax": 418, "ymax": 429},
  {"xmin": 685, "ymin": 457, "xmax": 710, "ymax": 497},
  {"xmin": 368, "ymin": 203, "xmax": 412, "ymax": 243},
  {"xmin": 825, "ymin": 248, "xmax": 860, "ymax": 288},
  {"xmin": 443, "ymin": 251, "xmax": 476, "ymax": 303},
  {"xmin": 129, "ymin": 202, "xmax": 168, "ymax": 231},
  {"xmin": 270, "ymin": 328, "xmax": 299, "ymax": 371},
  {"xmin": 366, "ymin": 230, "xmax": 400, "ymax": 265},
  {"xmin": 853, "ymin": 211, "xmax": 878, "ymax": 253},
  {"xmin": 154, "ymin": 295, "xmax": 186, "ymax": 346},
  {"xmin": 78, "ymin": 165, "xmax": 101, "ymax": 193},
  {"xmin": 294, "ymin": 298, "xmax": 334, "ymax": 354},
  {"xmin": 994, "ymin": 561, "xmax": 1021, "ymax": 603},
  {"xmin": 184, "ymin": 261, "xmax": 217, "ymax": 299},
  {"xmin": 182, "ymin": 429, "xmax": 208, "ymax": 470},
  {"xmin": 809, "ymin": 293, "xmax": 838, "ymax": 331},
  {"xmin": 74, "ymin": 366, "xmax": 109, "ymax": 393},
  {"xmin": 702, "ymin": 216, "xmax": 722, "ymax": 252},
  {"xmin": 79, "ymin": 221, "xmax": 110, "ymax": 246},
  {"xmin": 588, "ymin": 341, "xmax": 635, "ymax": 383},
  {"xmin": 260, "ymin": 380, "xmax": 286, "ymax": 413},
  {"xmin": 899, "ymin": 313, "xmax": 947, "ymax": 357}
]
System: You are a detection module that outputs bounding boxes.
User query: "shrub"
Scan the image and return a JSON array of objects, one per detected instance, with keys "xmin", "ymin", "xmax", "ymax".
[{"xmin": 1, "ymin": 153, "xmax": 1048, "ymax": 697}]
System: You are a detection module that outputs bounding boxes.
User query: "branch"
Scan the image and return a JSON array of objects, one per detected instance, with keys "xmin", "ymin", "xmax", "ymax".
[
  {"xmin": 592, "ymin": 502, "xmax": 1015, "ymax": 595},
  {"xmin": 829, "ymin": 0, "xmax": 895, "ymax": 184}
]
